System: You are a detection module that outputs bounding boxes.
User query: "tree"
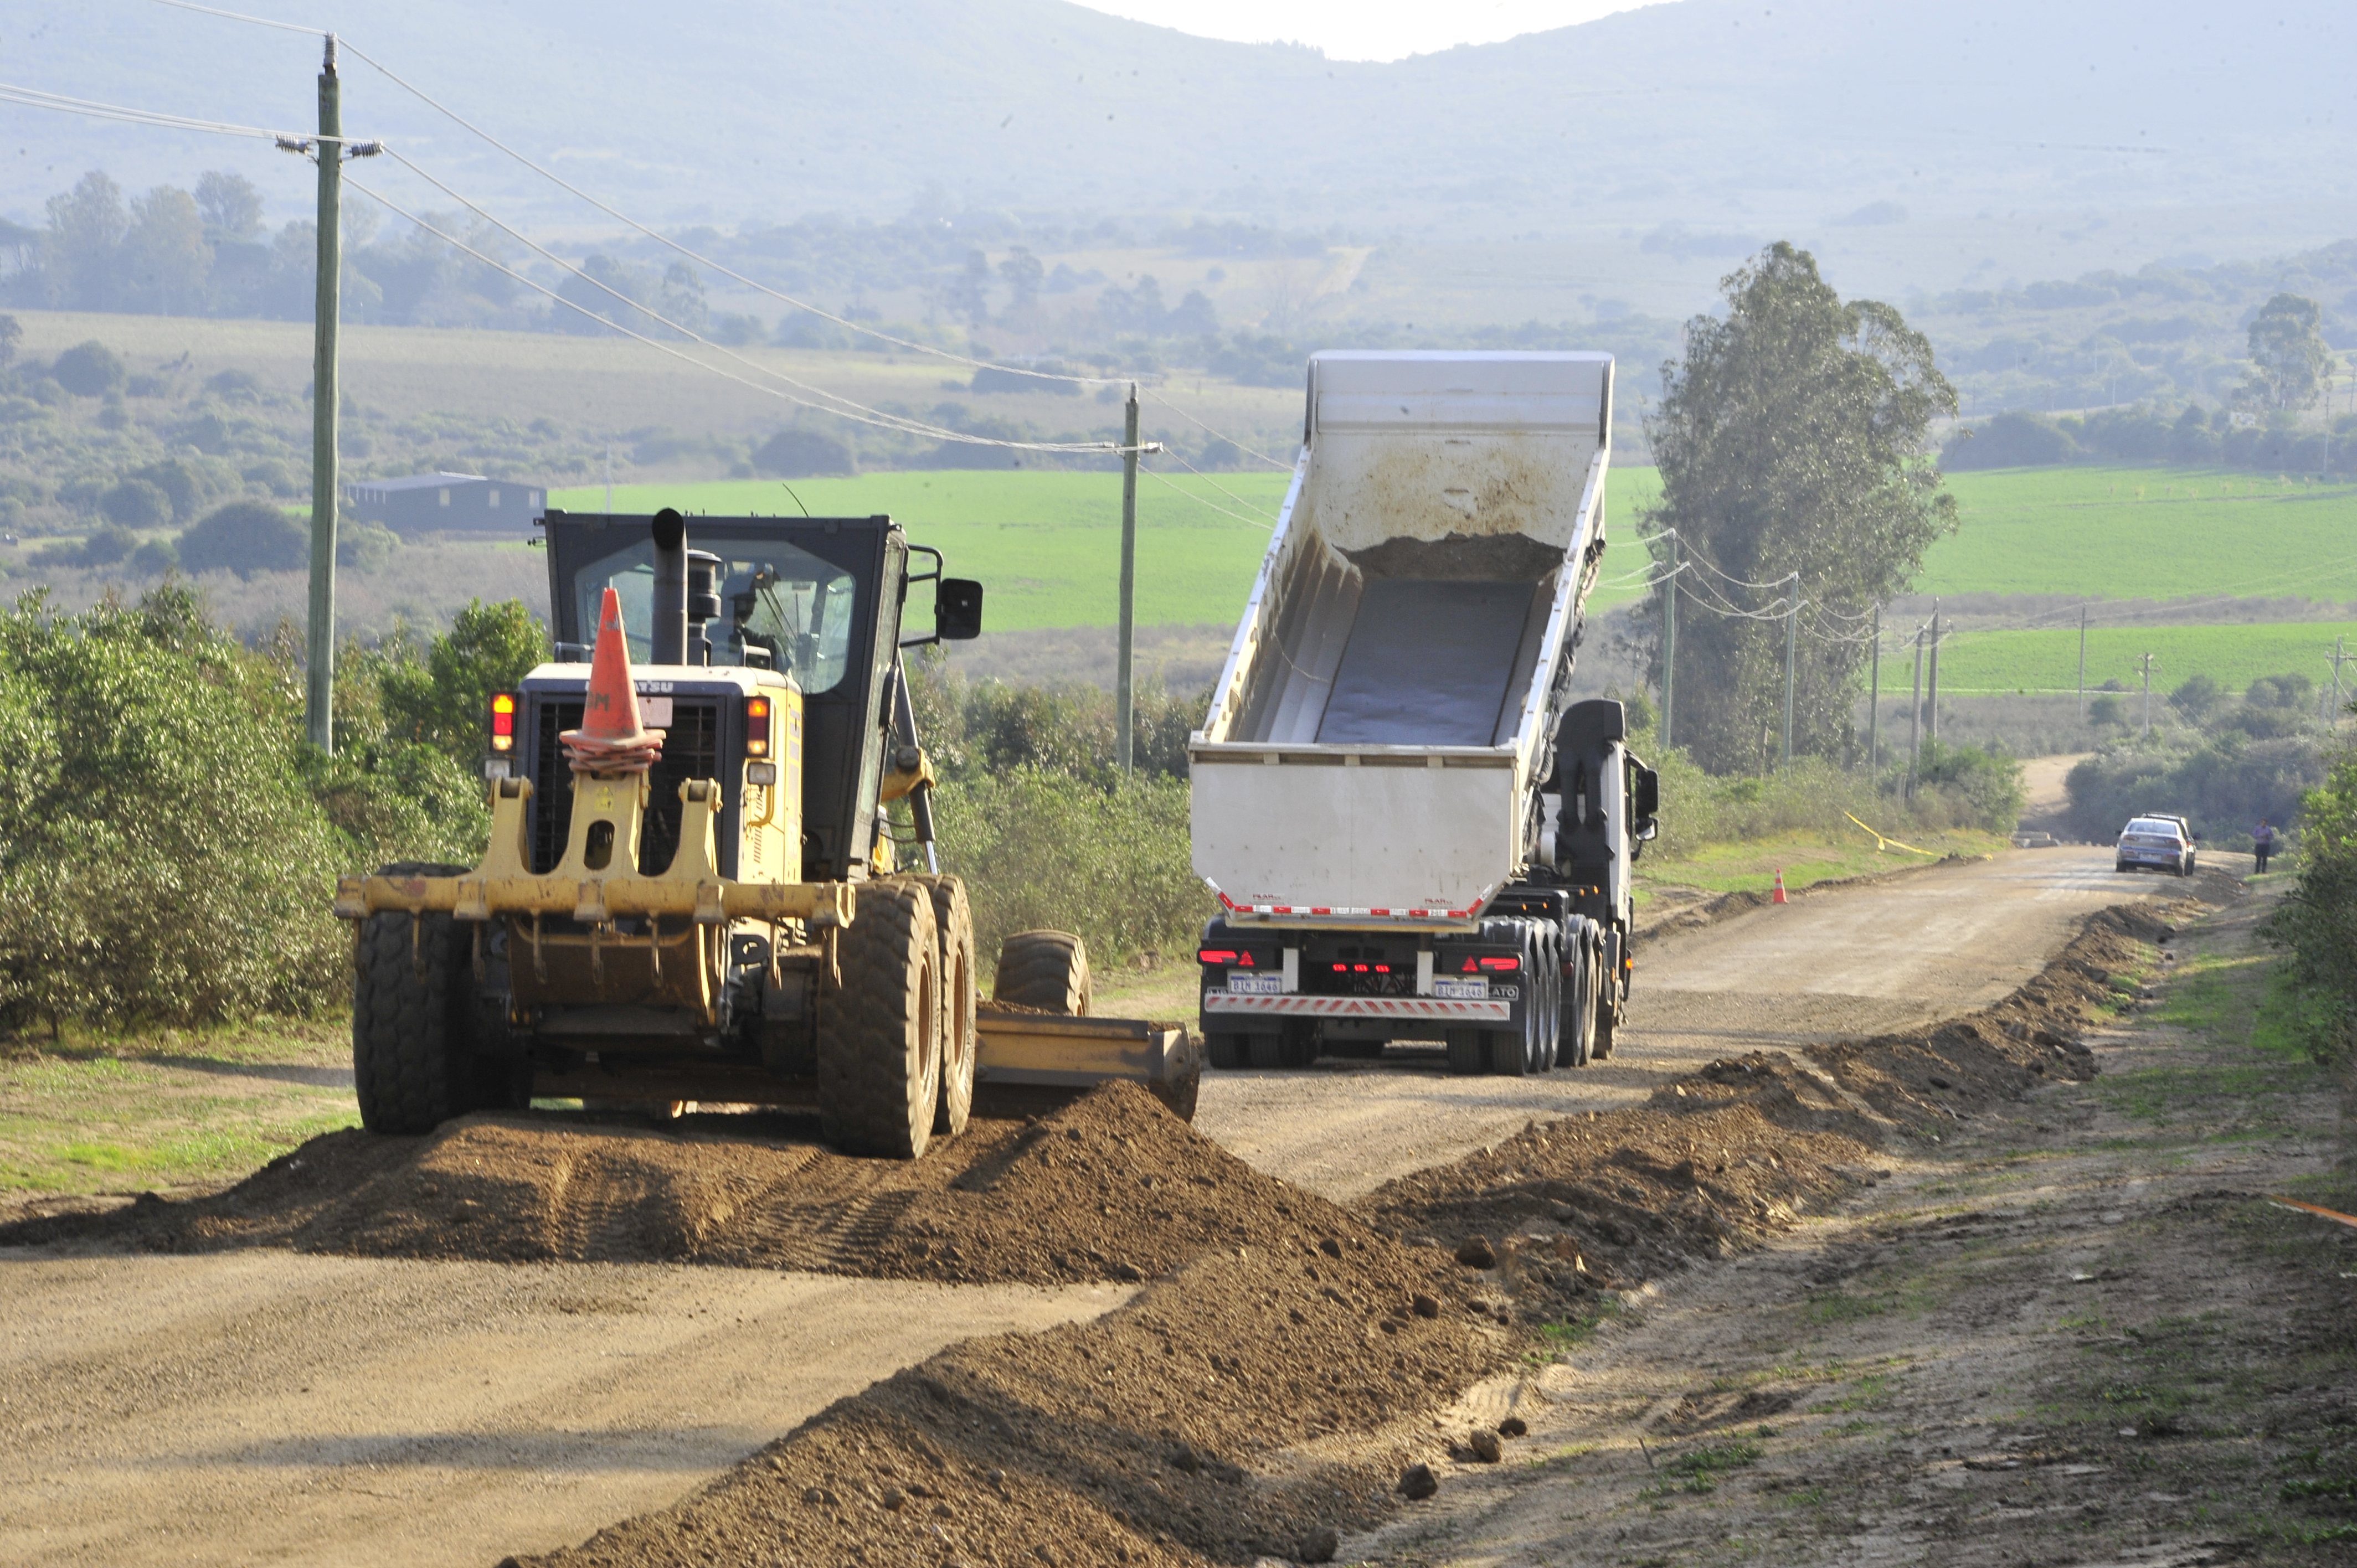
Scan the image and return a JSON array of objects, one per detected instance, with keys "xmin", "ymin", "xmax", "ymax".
[
  {"xmin": 120, "ymin": 186, "xmax": 212, "ymax": 315},
  {"xmin": 194, "ymin": 171, "xmax": 264, "ymax": 243},
  {"xmin": 1644, "ymin": 243, "xmax": 1959, "ymax": 774},
  {"xmin": 0, "ymin": 313, "xmax": 20, "ymax": 370},
  {"xmin": 43, "ymin": 171, "xmax": 130, "ymax": 310},
  {"xmin": 378, "ymin": 599, "xmax": 549, "ymax": 761},
  {"xmin": 2236, "ymin": 293, "xmax": 2332, "ymax": 416},
  {"xmin": 2168, "ymin": 672, "xmax": 2224, "ymax": 724},
  {"xmin": 997, "ymin": 246, "xmax": 1044, "ymax": 312},
  {"xmin": 50, "ymin": 340, "xmax": 126, "ymax": 396},
  {"xmin": 943, "ymin": 250, "xmax": 991, "ymax": 327},
  {"xmin": 177, "ymin": 499, "xmax": 307, "ymax": 578}
]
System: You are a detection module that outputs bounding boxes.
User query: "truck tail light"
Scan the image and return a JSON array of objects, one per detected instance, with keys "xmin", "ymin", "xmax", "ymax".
[
  {"xmin": 745, "ymin": 695, "xmax": 771, "ymax": 757},
  {"xmin": 1478, "ymin": 955, "xmax": 1520, "ymax": 972},
  {"xmin": 488, "ymin": 692, "xmax": 516, "ymax": 752},
  {"xmin": 1197, "ymin": 948, "xmax": 1237, "ymax": 966}
]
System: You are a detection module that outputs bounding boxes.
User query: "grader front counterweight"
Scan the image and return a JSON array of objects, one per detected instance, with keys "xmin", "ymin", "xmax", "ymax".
[{"xmin": 334, "ymin": 508, "xmax": 1198, "ymax": 1157}]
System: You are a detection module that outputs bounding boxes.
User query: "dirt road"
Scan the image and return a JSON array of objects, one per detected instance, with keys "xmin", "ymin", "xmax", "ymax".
[
  {"xmin": 0, "ymin": 1254, "xmax": 1129, "ymax": 1567},
  {"xmin": 1195, "ymin": 847, "xmax": 2163, "ymax": 1198},
  {"xmin": 0, "ymin": 847, "xmax": 2171, "ymax": 1567}
]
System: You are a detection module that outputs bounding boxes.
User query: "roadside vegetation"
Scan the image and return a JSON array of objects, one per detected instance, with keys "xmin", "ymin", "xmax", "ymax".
[
  {"xmin": 2063, "ymin": 671, "xmax": 2339, "ymax": 843},
  {"xmin": 2263, "ymin": 704, "xmax": 2357, "ymax": 1082}
]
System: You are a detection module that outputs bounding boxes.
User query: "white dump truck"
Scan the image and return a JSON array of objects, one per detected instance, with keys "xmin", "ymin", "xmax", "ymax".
[{"xmin": 1188, "ymin": 350, "xmax": 1659, "ymax": 1075}]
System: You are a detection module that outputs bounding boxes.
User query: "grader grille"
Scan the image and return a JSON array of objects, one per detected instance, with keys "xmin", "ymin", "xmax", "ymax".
[{"xmin": 529, "ymin": 697, "xmax": 724, "ymax": 875}]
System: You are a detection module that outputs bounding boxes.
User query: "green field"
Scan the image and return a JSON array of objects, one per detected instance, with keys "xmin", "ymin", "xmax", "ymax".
[
  {"xmin": 549, "ymin": 463, "xmax": 2357, "ymax": 642},
  {"xmin": 1924, "ymin": 619, "xmax": 2356, "ymax": 696},
  {"xmin": 1921, "ymin": 466, "xmax": 2357, "ymax": 604}
]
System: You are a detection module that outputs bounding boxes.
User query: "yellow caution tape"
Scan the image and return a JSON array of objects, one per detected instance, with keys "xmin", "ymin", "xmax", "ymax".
[{"xmin": 1844, "ymin": 811, "xmax": 1942, "ymax": 858}]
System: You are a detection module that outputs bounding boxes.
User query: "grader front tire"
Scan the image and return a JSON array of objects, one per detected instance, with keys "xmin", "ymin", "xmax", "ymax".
[
  {"xmin": 352, "ymin": 861, "xmax": 476, "ymax": 1135},
  {"xmin": 905, "ymin": 874, "xmax": 979, "ymax": 1138},
  {"xmin": 820, "ymin": 881, "xmax": 943, "ymax": 1159}
]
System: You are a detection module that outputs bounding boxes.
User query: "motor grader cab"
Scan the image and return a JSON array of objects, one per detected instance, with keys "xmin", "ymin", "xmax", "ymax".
[{"xmin": 334, "ymin": 508, "xmax": 1199, "ymax": 1158}]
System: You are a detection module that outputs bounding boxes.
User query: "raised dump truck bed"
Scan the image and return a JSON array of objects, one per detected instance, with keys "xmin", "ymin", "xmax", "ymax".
[{"xmin": 1188, "ymin": 351, "xmax": 1658, "ymax": 1076}]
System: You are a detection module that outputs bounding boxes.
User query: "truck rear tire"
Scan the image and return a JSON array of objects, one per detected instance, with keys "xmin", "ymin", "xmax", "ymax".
[
  {"xmin": 1445, "ymin": 1028, "xmax": 1486, "ymax": 1076},
  {"xmin": 905, "ymin": 875, "xmax": 977, "ymax": 1138},
  {"xmin": 1206, "ymin": 1032, "xmax": 1247, "ymax": 1070},
  {"xmin": 1593, "ymin": 995, "xmax": 1619, "ymax": 1061},
  {"xmin": 352, "ymin": 862, "xmax": 479, "ymax": 1135},
  {"xmin": 1487, "ymin": 922, "xmax": 1541, "ymax": 1075},
  {"xmin": 1565, "ymin": 937, "xmax": 1598, "ymax": 1068},
  {"xmin": 994, "ymin": 929, "xmax": 1092, "ymax": 1015},
  {"xmin": 820, "ymin": 881, "xmax": 942, "ymax": 1159}
]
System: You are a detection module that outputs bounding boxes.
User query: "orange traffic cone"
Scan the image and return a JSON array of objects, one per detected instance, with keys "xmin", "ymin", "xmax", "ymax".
[
  {"xmin": 1771, "ymin": 868, "xmax": 1788, "ymax": 905},
  {"xmin": 559, "ymin": 587, "xmax": 666, "ymax": 774}
]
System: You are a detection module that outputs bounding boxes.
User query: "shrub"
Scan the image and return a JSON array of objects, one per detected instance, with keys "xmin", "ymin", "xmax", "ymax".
[
  {"xmin": 50, "ymin": 341, "xmax": 126, "ymax": 398},
  {"xmin": 177, "ymin": 499, "xmax": 306, "ymax": 577},
  {"xmin": 99, "ymin": 478, "xmax": 173, "ymax": 528},
  {"xmin": 751, "ymin": 426, "xmax": 856, "ymax": 477},
  {"xmin": 128, "ymin": 538, "xmax": 178, "ymax": 576},
  {"xmin": 2064, "ymin": 733, "xmax": 2327, "ymax": 843},
  {"xmin": 0, "ymin": 587, "xmax": 348, "ymax": 1031},
  {"xmin": 1941, "ymin": 411, "xmax": 2077, "ymax": 470},
  {"xmin": 2168, "ymin": 673, "xmax": 2224, "ymax": 724},
  {"xmin": 2262, "ymin": 731, "xmax": 2357, "ymax": 1067},
  {"xmin": 933, "ymin": 766, "xmax": 1207, "ymax": 969},
  {"xmin": 373, "ymin": 597, "xmax": 550, "ymax": 762}
]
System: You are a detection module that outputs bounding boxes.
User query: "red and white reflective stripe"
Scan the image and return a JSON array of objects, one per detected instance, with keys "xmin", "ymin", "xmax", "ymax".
[
  {"xmin": 1213, "ymin": 891, "xmax": 1477, "ymax": 919},
  {"xmin": 1201, "ymin": 994, "xmax": 1512, "ymax": 1020}
]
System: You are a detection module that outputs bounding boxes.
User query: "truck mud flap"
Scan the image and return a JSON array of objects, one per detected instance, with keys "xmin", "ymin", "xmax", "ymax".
[{"xmin": 1201, "ymin": 994, "xmax": 1514, "ymax": 1023}]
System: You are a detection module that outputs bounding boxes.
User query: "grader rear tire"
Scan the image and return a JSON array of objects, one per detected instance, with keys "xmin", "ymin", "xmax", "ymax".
[
  {"xmin": 994, "ymin": 929, "xmax": 1092, "ymax": 1016},
  {"xmin": 352, "ymin": 861, "xmax": 477, "ymax": 1135},
  {"xmin": 904, "ymin": 874, "xmax": 978, "ymax": 1138},
  {"xmin": 819, "ymin": 881, "xmax": 942, "ymax": 1159}
]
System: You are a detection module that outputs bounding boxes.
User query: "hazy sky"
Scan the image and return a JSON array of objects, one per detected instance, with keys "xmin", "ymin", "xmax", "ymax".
[{"xmin": 1068, "ymin": 1, "xmax": 1666, "ymax": 60}]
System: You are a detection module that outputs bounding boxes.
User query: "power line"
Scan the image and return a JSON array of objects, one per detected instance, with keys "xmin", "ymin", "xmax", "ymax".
[
  {"xmin": 1138, "ymin": 463, "xmax": 1280, "ymax": 532},
  {"xmin": 0, "ymin": 79, "xmax": 369, "ymax": 145},
  {"xmin": 1139, "ymin": 389, "xmax": 1297, "ymax": 472}
]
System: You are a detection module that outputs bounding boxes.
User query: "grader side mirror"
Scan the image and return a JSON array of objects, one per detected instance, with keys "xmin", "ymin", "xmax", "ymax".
[
  {"xmin": 936, "ymin": 578, "xmax": 984, "ymax": 641},
  {"xmin": 1632, "ymin": 764, "xmax": 1660, "ymax": 819}
]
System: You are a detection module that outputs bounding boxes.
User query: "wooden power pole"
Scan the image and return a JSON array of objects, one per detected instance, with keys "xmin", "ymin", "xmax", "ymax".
[{"xmin": 306, "ymin": 34, "xmax": 342, "ymax": 754}]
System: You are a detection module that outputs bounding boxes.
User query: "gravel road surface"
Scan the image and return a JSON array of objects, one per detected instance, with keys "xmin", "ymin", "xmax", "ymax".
[{"xmin": 0, "ymin": 847, "xmax": 2153, "ymax": 1566}]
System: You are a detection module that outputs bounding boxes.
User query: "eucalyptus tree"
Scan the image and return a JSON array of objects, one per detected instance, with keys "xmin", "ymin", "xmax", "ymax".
[{"xmin": 1644, "ymin": 242, "xmax": 1958, "ymax": 774}]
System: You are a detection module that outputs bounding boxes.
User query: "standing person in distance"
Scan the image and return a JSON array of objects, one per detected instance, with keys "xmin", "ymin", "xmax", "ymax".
[{"xmin": 2252, "ymin": 818, "xmax": 2278, "ymax": 873}]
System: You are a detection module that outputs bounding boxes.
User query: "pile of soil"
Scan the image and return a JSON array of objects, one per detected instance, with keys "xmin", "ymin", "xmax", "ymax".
[{"xmin": 4, "ymin": 1087, "xmax": 1383, "ymax": 1291}]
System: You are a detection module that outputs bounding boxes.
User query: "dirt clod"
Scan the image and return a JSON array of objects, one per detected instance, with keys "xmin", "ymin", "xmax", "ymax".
[
  {"xmin": 1454, "ymin": 1235, "xmax": 1496, "ymax": 1268},
  {"xmin": 1467, "ymin": 1429, "xmax": 1503, "ymax": 1463},
  {"xmin": 1412, "ymin": 1292, "xmax": 1440, "ymax": 1318},
  {"xmin": 1497, "ymin": 1416, "xmax": 1527, "ymax": 1437},
  {"xmin": 1397, "ymin": 1463, "xmax": 1439, "ymax": 1500}
]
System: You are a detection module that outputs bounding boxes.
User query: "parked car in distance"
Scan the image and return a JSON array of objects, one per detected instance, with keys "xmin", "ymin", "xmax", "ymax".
[{"xmin": 2116, "ymin": 816, "xmax": 2195, "ymax": 876}]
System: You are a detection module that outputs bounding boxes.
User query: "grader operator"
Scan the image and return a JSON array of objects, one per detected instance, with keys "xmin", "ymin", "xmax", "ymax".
[{"xmin": 334, "ymin": 508, "xmax": 1198, "ymax": 1158}]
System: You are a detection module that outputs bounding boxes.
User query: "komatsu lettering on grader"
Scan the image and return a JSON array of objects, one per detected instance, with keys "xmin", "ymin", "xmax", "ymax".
[{"xmin": 335, "ymin": 507, "xmax": 1199, "ymax": 1158}]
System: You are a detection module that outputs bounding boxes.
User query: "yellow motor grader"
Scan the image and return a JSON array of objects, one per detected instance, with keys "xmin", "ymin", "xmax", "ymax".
[{"xmin": 333, "ymin": 508, "xmax": 1198, "ymax": 1157}]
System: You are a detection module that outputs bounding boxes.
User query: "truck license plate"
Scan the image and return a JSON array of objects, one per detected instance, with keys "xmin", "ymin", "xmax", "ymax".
[
  {"xmin": 1226, "ymin": 974, "xmax": 1284, "ymax": 994},
  {"xmin": 1433, "ymin": 977, "xmax": 1488, "ymax": 1000}
]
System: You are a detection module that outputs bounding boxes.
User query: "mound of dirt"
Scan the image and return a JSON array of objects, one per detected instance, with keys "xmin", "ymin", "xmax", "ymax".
[{"xmin": 2, "ymin": 1084, "xmax": 1406, "ymax": 1294}]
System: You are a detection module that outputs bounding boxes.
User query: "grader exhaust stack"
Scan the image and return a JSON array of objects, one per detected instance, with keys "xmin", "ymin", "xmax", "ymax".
[{"xmin": 334, "ymin": 508, "xmax": 1199, "ymax": 1157}]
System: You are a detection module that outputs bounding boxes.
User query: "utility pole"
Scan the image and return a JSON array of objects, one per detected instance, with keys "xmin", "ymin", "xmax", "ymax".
[
  {"xmin": 1781, "ymin": 571, "xmax": 1798, "ymax": 767},
  {"xmin": 2139, "ymin": 651, "xmax": 2158, "ymax": 737},
  {"xmin": 1115, "ymin": 384, "xmax": 1141, "ymax": 776},
  {"xmin": 1926, "ymin": 599, "xmax": 1941, "ymax": 748},
  {"xmin": 2076, "ymin": 603, "xmax": 2088, "ymax": 720},
  {"xmin": 1660, "ymin": 539, "xmax": 1677, "ymax": 746},
  {"xmin": 305, "ymin": 33, "xmax": 343, "ymax": 754},
  {"xmin": 2329, "ymin": 633, "xmax": 2347, "ymax": 724},
  {"xmin": 1866, "ymin": 602, "xmax": 1881, "ymax": 776},
  {"xmin": 1906, "ymin": 626, "xmax": 1924, "ymax": 800}
]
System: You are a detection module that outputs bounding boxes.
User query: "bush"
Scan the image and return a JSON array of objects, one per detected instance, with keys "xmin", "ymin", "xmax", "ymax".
[
  {"xmin": 177, "ymin": 499, "xmax": 307, "ymax": 577},
  {"xmin": 337, "ymin": 518, "xmax": 398, "ymax": 572},
  {"xmin": 0, "ymin": 587, "xmax": 348, "ymax": 1031},
  {"xmin": 99, "ymin": 478, "xmax": 173, "ymax": 528},
  {"xmin": 750, "ymin": 426, "xmax": 856, "ymax": 477},
  {"xmin": 50, "ymin": 341, "xmax": 126, "ymax": 398},
  {"xmin": 373, "ymin": 597, "xmax": 550, "ymax": 762},
  {"xmin": 128, "ymin": 538, "xmax": 178, "ymax": 576},
  {"xmin": 933, "ymin": 766, "xmax": 1207, "ymax": 968},
  {"xmin": 2064, "ymin": 732, "xmax": 2328, "ymax": 843},
  {"xmin": 1941, "ymin": 411, "xmax": 2077, "ymax": 469},
  {"xmin": 2262, "ymin": 731, "xmax": 2357, "ymax": 1066},
  {"xmin": 2168, "ymin": 673, "xmax": 2224, "ymax": 724}
]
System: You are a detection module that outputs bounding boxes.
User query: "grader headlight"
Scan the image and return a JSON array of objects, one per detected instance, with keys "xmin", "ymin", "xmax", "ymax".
[{"xmin": 488, "ymin": 692, "xmax": 517, "ymax": 752}]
